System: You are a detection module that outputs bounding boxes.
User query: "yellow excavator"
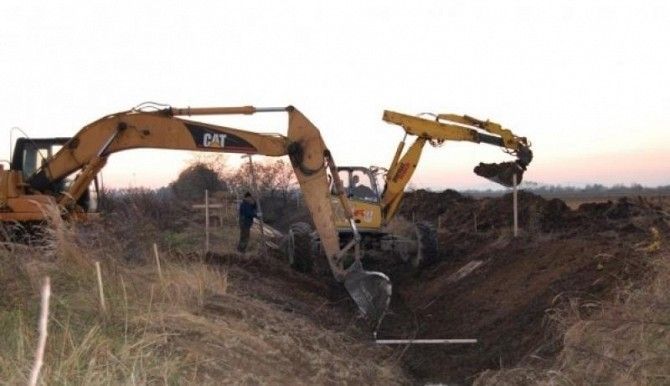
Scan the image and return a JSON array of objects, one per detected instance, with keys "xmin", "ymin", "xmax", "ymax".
[
  {"xmin": 0, "ymin": 103, "xmax": 391, "ymax": 324},
  {"xmin": 284, "ymin": 110, "xmax": 532, "ymax": 270},
  {"xmin": 1, "ymin": 104, "xmax": 533, "ymax": 328}
]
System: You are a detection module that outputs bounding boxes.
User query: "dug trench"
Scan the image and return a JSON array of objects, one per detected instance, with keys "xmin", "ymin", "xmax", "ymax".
[{"xmin": 255, "ymin": 190, "xmax": 669, "ymax": 384}]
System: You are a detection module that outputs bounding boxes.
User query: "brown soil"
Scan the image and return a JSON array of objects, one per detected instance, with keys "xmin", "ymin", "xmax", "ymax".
[
  {"xmin": 374, "ymin": 190, "xmax": 670, "ymax": 383},
  {"xmin": 205, "ymin": 190, "xmax": 670, "ymax": 384}
]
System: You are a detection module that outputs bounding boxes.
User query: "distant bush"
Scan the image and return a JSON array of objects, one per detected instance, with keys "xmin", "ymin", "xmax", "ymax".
[{"xmin": 170, "ymin": 162, "xmax": 227, "ymax": 201}]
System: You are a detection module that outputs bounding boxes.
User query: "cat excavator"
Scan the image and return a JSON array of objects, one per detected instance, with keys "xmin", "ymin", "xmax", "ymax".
[
  {"xmin": 0, "ymin": 103, "xmax": 391, "ymax": 325},
  {"xmin": 285, "ymin": 110, "xmax": 533, "ymax": 270}
]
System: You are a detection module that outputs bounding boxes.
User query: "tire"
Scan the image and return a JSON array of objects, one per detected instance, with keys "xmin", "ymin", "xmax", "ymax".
[
  {"xmin": 286, "ymin": 222, "xmax": 314, "ymax": 273},
  {"xmin": 411, "ymin": 222, "xmax": 438, "ymax": 268}
]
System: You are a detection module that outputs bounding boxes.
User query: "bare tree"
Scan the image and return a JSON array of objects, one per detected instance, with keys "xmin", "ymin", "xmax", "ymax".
[{"xmin": 228, "ymin": 159, "xmax": 296, "ymax": 200}]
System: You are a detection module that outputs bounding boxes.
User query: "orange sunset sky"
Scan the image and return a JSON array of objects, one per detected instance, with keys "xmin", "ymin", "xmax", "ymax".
[{"xmin": 1, "ymin": 1, "xmax": 668, "ymax": 190}]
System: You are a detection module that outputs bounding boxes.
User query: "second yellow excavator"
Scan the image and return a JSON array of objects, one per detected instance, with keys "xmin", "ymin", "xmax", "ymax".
[{"xmin": 284, "ymin": 110, "xmax": 533, "ymax": 271}]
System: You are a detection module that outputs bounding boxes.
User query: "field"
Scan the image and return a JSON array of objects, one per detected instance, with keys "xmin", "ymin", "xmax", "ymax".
[
  {"xmin": 0, "ymin": 189, "xmax": 668, "ymax": 384},
  {"xmin": 547, "ymin": 193, "xmax": 670, "ymax": 210}
]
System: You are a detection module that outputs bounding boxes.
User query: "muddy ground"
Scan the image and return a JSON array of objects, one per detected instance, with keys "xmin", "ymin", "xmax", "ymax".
[{"xmin": 250, "ymin": 190, "xmax": 669, "ymax": 384}]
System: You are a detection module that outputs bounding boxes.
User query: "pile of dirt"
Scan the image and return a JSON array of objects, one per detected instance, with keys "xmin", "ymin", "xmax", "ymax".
[
  {"xmin": 190, "ymin": 188, "xmax": 667, "ymax": 384},
  {"xmin": 378, "ymin": 190, "xmax": 670, "ymax": 383}
]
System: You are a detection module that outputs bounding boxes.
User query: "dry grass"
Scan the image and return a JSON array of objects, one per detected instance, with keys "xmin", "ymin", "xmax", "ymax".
[
  {"xmin": 0, "ymin": 200, "xmax": 406, "ymax": 385},
  {"xmin": 475, "ymin": 232, "xmax": 669, "ymax": 386},
  {"xmin": 0, "ymin": 213, "xmax": 229, "ymax": 385}
]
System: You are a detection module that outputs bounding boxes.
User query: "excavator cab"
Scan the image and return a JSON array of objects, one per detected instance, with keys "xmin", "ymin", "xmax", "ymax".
[
  {"xmin": 11, "ymin": 138, "xmax": 69, "ymax": 180},
  {"xmin": 11, "ymin": 137, "xmax": 100, "ymax": 213},
  {"xmin": 329, "ymin": 167, "xmax": 384, "ymax": 231}
]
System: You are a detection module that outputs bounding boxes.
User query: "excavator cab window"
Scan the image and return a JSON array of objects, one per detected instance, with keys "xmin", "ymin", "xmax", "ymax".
[
  {"xmin": 329, "ymin": 170, "xmax": 350, "ymax": 195},
  {"xmin": 11, "ymin": 137, "xmax": 99, "ymax": 212},
  {"xmin": 350, "ymin": 169, "xmax": 378, "ymax": 202},
  {"xmin": 21, "ymin": 147, "xmax": 49, "ymax": 180},
  {"xmin": 11, "ymin": 138, "xmax": 69, "ymax": 180},
  {"xmin": 329, "ymin": 168, "xmax": 380, "ymax": 202}
]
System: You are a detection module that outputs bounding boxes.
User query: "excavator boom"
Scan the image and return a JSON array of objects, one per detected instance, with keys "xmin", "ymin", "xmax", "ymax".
[{"xmin": 380, "ymin": 110, "xmax": 533, "ymax": 223}]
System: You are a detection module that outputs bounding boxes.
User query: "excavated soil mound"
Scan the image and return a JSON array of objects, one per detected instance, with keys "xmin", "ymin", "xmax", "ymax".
[
  {"xmin": 379, "ymin": 190, "xmax": 670, "ymax": 383},
  {"xmin": 240, "ymin": 189, "xmax": 668, "ymax": 383}
]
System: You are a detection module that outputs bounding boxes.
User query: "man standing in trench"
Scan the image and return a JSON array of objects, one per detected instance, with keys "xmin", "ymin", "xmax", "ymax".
[{"xmin": 237, "ymin": 192, "xmax": 258, "ymax": 253}]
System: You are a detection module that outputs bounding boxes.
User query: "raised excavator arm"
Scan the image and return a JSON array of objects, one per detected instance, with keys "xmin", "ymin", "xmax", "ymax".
[
  {"xmin": 380, "ymin": 110, "xmax": 533, "ymax": 222},
  {"xmin": 1, "ymin": 104, "xmax": 391, "ymax": 324}
]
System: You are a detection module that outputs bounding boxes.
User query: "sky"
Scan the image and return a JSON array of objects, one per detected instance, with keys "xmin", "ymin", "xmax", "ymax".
[{"xmin": 0, "ymin": 1, "xmax": 668, "ymax": 190}]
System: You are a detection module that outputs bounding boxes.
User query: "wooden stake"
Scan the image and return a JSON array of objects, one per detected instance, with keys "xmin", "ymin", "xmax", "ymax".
[
  {"xmin": 95, "ymin": 261, "xmax": 107, "ymax": 314},
  {"xmin": 153, "ymin": 243, "xmax": 163, "ymax": 283},
  {"xmin": 120, "ymin": 275, "xmax": 129, "ymax": 345},
  {"xmin": 513, "ymin": 173, "xmax": 518, "ymax": 237},
  {"xmin": 29, "ymin": 277, "xmax": 50, "ymax": 386},
  {"xmin": 205, "ymin": 189, "xmax": 210, "ymax": 253}
]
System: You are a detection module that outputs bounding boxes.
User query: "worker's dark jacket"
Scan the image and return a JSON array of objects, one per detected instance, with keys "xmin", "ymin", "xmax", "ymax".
[{"xmin": 238, "ymin": 200, "xmax": 257, "ymax": 228}]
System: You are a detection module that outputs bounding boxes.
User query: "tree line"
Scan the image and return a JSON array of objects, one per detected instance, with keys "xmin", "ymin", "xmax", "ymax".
[{"xmin": 463, "ymin": 181, "xmax": 670, "ymax": 198}]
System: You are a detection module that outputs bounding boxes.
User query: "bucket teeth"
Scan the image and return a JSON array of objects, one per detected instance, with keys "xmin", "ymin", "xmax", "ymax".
[{"xmin": 344, "ymin": 261, "xmax": 392, "ymax": 328}]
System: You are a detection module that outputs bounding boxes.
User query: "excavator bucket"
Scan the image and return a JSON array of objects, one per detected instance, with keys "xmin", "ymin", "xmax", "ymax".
[
  {"xmin": 474, "ymin": 161, "xmax": 525, "ymax": 188},
  {"xmin": 344, "ymin": 261, "xmax": 392, "ymax": 326}
]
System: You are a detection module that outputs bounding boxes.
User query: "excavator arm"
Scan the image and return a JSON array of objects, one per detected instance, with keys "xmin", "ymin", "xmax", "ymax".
[
  {"xmin": 9, "ymin": 104, "xmax": 391, "ymax": 324},
  {"xmin": 29, "ymin": 106, "xmax": 288, "ymax": 197},
  {"xmin": 381, "ymin": 110, "xmax": 533, "ymax": 222}
]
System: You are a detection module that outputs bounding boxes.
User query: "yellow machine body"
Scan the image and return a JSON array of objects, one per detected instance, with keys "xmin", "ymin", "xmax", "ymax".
[
  {"xmin": 332, "ymin": 196, "xmax": 383, "ymax": 231},
  {"xmin": 331, "ymin": 110, "xmax": 533, "ymax": 233}
]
